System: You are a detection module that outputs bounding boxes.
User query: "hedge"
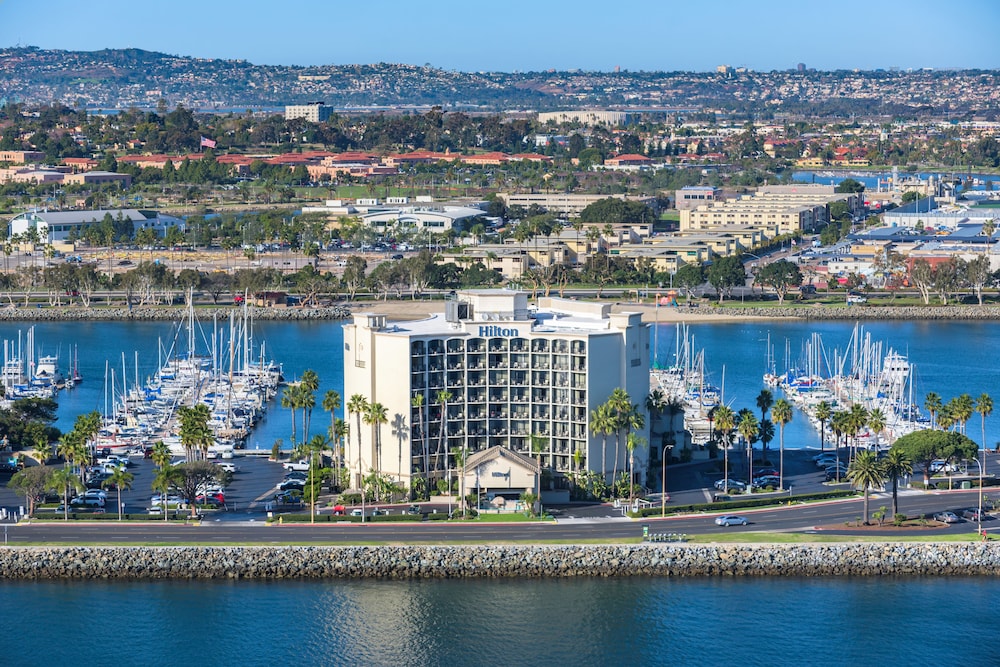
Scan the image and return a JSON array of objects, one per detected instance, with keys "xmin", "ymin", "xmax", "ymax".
[
  {"xmin": 274, "ymin": 512, "xmax": 424, "ymax": 523},
  {"xmin": 629, "ymin": 489, "xmax": 859, "ymax": 518}
]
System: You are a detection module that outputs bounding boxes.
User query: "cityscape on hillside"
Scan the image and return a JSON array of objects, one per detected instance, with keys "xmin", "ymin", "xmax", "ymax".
[{"xmin": 1, "ymin": 47, "xmax": 999, "ymax": 116}]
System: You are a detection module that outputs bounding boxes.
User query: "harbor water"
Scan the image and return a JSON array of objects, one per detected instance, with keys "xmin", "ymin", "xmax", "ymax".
[
  {"xmin": 2, "ymin": 576, "xmax": 1000, "ymax": 666},
  {"xmin": 1, "ymin": 317, "xmax": 997, "ymax": 452}
]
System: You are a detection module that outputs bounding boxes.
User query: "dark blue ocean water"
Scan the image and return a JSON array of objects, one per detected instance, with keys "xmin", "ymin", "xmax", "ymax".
[
  {"xmin": 2, "ymin": 318, "xmax": 997, "ymax": 451},
  {"xmin": 2, "ymin": 577, "xmax": 999, "ymax": 666}
]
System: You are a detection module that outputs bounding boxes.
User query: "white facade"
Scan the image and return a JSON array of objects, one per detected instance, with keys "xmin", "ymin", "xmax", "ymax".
[
  {"xmin": 8, "ymin": 209, "xmax": 185, "ymax": 243},
  {"xmin": 284, "ymin": 103, "xmax": 332, "ymax": 123},
  {"xmin": 342, "ymin": 290, "xmax": 651, "ymax": 492}
]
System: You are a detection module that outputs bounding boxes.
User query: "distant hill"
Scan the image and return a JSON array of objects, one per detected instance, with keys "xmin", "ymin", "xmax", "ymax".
[{"xmin": 0, "ymin": 46, "xmax": 997, "ymax": 117}]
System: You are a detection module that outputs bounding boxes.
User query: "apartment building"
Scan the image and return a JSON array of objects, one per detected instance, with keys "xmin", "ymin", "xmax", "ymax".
[
  {"xmin": 342, "ymin": 290, "xmax": 651, "ymax": 494},
  {"xmin": 284, "ymin": 102, "xmax": 333, "ymax": 123}
]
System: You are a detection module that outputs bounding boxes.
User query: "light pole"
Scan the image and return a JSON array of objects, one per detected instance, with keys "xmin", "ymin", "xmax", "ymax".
[
  {"xmin": 970, "ymin": 456, "xmax": 985, "ymax": 538},
  {"xmin": 661, "ymin": 443, "xmax": 673, "ymax": 517}
]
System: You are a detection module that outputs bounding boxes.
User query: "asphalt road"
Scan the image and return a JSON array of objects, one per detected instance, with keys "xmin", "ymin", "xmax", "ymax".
[{"xmin": 0, "ymin": 489, "xmax": 993, "ymax": 544}]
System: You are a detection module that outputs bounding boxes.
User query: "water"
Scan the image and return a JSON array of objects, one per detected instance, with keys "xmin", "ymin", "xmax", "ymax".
[
  {"xmin": 792, "ymin": 170, "xmax": 996, "ymax": 191},
  {"xmin": 2, "ymin": 577, "xmax": 999, "ymax": 666},
  {"xmin": 2, "ymin": 317, "xmax": 997, "ymax": 452}
]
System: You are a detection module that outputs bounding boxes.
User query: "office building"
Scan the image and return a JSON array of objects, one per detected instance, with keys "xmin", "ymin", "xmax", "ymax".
[{"xmin": 284, "ymin": 102, "xmax": 333, "ymax": 123}]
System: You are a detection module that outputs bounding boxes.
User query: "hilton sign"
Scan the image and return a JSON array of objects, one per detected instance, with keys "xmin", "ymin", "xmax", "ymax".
[{"xmin": 478, "ymin": 325, "xmax": 520, "ymax": 337}]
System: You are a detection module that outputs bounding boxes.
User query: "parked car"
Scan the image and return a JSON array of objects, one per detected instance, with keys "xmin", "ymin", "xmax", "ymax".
[
  {"xmin": 273, "ymin": 490, "xmax": 303, "ymax": 505},
  {"xmin": 283, "ymin": 460, "xmax": 310, "ymax": 472},
  {"xmin": 714, "ymin": 515, "xmax": 748, "ymax": 527},
  {"xmin": 714, "ymin": 479, "xmax": 746, "ymax": 491},
  {"xmin": 405, "ymin": 505, "xmax": 423, "ymax": 515},
  {"xmin": 216, "ymin": 462, "xmax": 239, "ymax": 473},
  {"xmin": 70, "ymin": 496, "xmax": 105, "ymax": 508},
  {"xmin": 933, "ymin": 511, "xmax": 961, "ymax": 524},
  {"xmin": 276, "ymin": 480, "xmax": 305, "ymax": 492},
  {"xmin": 961, "ymin": 508, "xmax": 985, "ymax": 521},
  {"xmin": 930, "ymin": 460, "xmax": 960, "ymax": 474},
  {"xmin": 753, "ymin": 476, "xmax": 781, "ymax": 489}
]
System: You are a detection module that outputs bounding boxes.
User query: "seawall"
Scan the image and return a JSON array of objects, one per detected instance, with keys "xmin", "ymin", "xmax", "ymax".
[
  {"xmin": 0, "ymin": 306, "xmax": 352, "ymax": 321},
  {"xmin": 2, "ymin": 543, "xmax": 999, "ymax": 579}
]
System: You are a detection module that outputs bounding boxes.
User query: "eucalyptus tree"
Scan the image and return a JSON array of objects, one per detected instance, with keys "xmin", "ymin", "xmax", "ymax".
[
  {"xmin": 848, "ymin": 449, "xmax": 887, "ymax": 525},
  {"xmin": 771, "ymin": 398, "xmax": 793, "ymax": 489}
]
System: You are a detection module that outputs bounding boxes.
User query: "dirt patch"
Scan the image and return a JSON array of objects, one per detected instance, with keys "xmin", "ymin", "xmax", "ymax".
[{"xmin": 815, "ymin": 519, "xmax": 944, "ymax": 531}]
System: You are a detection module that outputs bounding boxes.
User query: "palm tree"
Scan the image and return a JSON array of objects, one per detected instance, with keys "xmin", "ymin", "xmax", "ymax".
[
  {"xmin": 758, "ymin": 419, "xmax": 775, "ymax": 455},
  {"xmin": 736, "ymin": 409, "xmax": 759, "ymax": 489},
  {"xmin": 626, "ymin": 433, "xmax": 646, "ymax": 502},
  {"xmin": 48, "ymin": 467, "xmax": 82, "ymax": 521},
  {"xmin": 433, "ymin": 389, "xmax": 452, "ymax": 479},
  {"xmin": 411, "ymin": 393, "xmax": 427, "ymax": 499},
  {"xmin": 977, "ymin": 393, "xmax": 993, "ymax": 458},
  {"xmin": 830, "ymin": 410, "xmax": 849, "ymax": 481},
  {"xmin": 756, "ymin": 389, "xmax": 774, "ymax": 441},
  {"xmin": 950, "ymin": 393, "xmax": 975, "ymax": 435},
  {"xmin": 815, "ymin": 400, "xmax": 832, "ymax": 452},
  {"xmin": 847, "ymin": 403, "xmax": 869, "ymax": 462},
  {"xmin": 281, "ymin": 385, "xmax": 299, "ymax": 445},
  {"xmin": 925, "ymin": 392, "xmax": 942, "ymax": 430},
  {"xmin": 589, "ymin": 404, "xmax": 615, "ymax": 486},
  {"xmin": 882, "ymin": 448, "xmax": 913, "ymax": 517},
  {"xmin": 714, "ymin": 405, "xmax": 736, "ymax": 491},
  {"xmin": 152, "ymin": 465, "xmax": 178, "ymax": 522},
  {"xmin": 322, "ymin": 389, "xmax": 342, "ymax": 464},
  {"xmin": 299, "ymin": 369, "xmax": 320, "ymax": 440},
  {"xmin": 607, "ymin": 388, "xmax": 636, "ymax": 494},
  {"xmin": 347, "ymin": 394, "xmax": 370, "ymax": 490},
  {"xmin": 303, "ymin": 434, "xmax": 328, "ymax": 524},
  {"xmin": 847, "ymin": 449, "xmax": 887, "ymax": 525},
  {"xmin": 177, "ymin": 403, "xmax": 213, "ymax": 461},
  {"xmin": 363, "ymin": 401, "xmax": 388, "ymax": 473},
  {"xmin": 103, "ymin": 468, "xmax": 134, "ymax": 520},
  {"xmin": 867, "ymin": 408, "xmax": 886, "ymax": 449},
  {"xmin": 771, "ymin": 398, "xmax": 793, "ymax": 489}
]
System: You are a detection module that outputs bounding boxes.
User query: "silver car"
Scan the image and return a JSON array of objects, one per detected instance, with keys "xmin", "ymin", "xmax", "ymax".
[{"xmin": 714, "ymin": 515, "xmax": 748, "ymax": 527}]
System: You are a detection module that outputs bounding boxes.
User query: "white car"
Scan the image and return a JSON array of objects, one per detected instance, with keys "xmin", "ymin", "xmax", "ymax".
[
  {"xmin": 216, "ymin": 462, "xmax": 239, "ymax": 473},
  {"xmin": 283, "ymin": 460, "xmax": 310, "ymax": 472}
]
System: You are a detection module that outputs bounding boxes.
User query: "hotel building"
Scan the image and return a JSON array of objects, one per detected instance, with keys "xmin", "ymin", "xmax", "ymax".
[{"xmin": 342, "ymin": 290, "xmax": 651, "ymax": 495}]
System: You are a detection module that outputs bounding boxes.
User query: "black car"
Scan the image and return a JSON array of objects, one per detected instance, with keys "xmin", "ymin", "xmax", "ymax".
[{"xmin": 277, "ymin": 480, "xmax": 305, "ymax": 492}]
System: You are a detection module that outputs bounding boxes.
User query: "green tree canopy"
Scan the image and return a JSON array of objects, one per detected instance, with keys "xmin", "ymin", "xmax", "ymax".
[
  {"xmin": 890, "ymin": 429, "xmax": 978, "ymax": 484},
  {"xmin": 578, "ymin": 198, "xmax": 654, "ymax": 224},
  {"xmin": 755, "ymin": 259, "xmax": 803, "ymax": 303}
]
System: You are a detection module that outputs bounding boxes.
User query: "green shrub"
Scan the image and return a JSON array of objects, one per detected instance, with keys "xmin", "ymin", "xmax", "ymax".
[{"xmin": 631, "ymin": 489, "xmax": 858, "ymax": 518}]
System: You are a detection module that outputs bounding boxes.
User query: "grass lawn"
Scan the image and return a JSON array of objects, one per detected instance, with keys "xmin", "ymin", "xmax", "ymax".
[
  {"xmin": 465, "ymin": 512, "xmax": 553, "ymax": 522},
  {"xmin": 686, "ymin": 532, "xmax": 990, "ymax": 544}
]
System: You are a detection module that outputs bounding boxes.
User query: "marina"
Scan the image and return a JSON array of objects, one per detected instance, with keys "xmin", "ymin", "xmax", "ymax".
[{"xmin": 92, "ymin": 302, "xmax": 284, "ymax": 457}]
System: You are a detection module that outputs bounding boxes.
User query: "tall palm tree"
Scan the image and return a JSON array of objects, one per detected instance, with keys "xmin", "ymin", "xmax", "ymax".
[
  {"xmin": 411, "ymin": 393, "xmax": 427, "ymax": 499},
  {"xmin": 152, "ymin": 465, "xmax": 178, "ymax": 522},
  {"xmin": 48, "ymin": 467, "xmax": 82, "ymax": 521},
  {"xmin": 830, "ymin": 410, "xmax": 849, "ymax": 481},
  {"xmin": 771, "ymin": 398, "xmax": 793, "ymax": 489},
  {"xmin": 299, "ymin": 370, "xmax": 320, "ymax": 441},
  {"xmin": 977, "ymin": 393, "xmax": 993, "ymax": 459},
  {"xmin": 815, "ymin": 400, "xmax": 832, "ymax": 452},
  {"xmin": 364, "ymin": 401, "xmax": 388, "ymax": 473},
  {"xmin": 883, "ymin": 448, "xmax": 913, "ymax": 517},
  {"xmin": 151, "ymin": 440, "xmax": 171, "ymax": 470},
  {"xmin": 950, "ymin": 393, "xmax": 975, "ymax": 435},
  {"xmin": 867, "ymin": 408, "xmax": 886, "ymax": 449},
  {"xmin": 847, "ymin": 403, "xmax": 869, "ymax": 462},
  {"xmin": 626, "ymin": 433, "xmax": 646, "ymax": 501},
  {"xmin": 177, "ymin": 403, "xmax": 212, "ymax": 461},
  {"xmin": 346, "ymin": 394, "xmax": 370, "ymax": 490},
  {"xmin": 607, "ymin": 388, "xmax": 633, "ymax": 493},
  {"xmin": 281, "ymin": 385, "xmax": 299, "ymax": 445},
  {"xmin": 714, "ymin": 405, "xmax": 736, "ymax": 491},
  {"xmin": 924, "ymin": 392, "xmax": 942, "ymax": 430},
  {"xmin": 103, "ymin": 468, "xmax": 134, "ymax": 520},
  {"xmin": 758, "ymin": 419, "xmax": 775, "ymax": 454},
  {"xmin": 847, "ymin": 449, "xmax": 887, "ymax": 525},
  {"xmin": 756, "ymin": 389, "xmax": 774, "ymax": 445},
  {"xmin": 589, "ymin": 404, "xmax": 615, "ymax": 486},
  {"xmin": 736, "ymin": 409, "xmax": 759, "ymax": 489},
  {"xmin": 322, "ymin": 389, "xmax": 342, "ymax": 464},
  {"xmin": 433, "ymin": 389, "xmax": 453, "ymax": 478}
]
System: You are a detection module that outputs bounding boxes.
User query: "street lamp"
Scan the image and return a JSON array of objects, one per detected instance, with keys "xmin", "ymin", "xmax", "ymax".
[
  {"xmin": 969, "ymin": 456, "xmax": 985, "ymax": 538},
  {"xmin": 661, "ymin": 443, "xmax": 674, "ymax": 517}
]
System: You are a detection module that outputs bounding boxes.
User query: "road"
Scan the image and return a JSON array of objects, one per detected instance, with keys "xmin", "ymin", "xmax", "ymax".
[{"xmin": 1, "ymin": 489, "xmax": 992, "ymax": 544}]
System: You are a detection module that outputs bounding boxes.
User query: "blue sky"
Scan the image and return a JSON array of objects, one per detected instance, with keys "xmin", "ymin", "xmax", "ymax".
[{"xmin": 2, "ymin": 0, "xmax": 998, "ymax": 72}]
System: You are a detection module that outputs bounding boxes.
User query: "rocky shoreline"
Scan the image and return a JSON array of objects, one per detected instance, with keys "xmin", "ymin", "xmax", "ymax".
[
  {"xmin": 0, "ymin": 303, "xmax": 997, "ymax": 322},
  {"xmin": 0, "ymin": 305, "xmax": 353, "ymax": 321},
  {"xmin": 2, "ymin": 543, "xmax": 999, "ymax": 579}
]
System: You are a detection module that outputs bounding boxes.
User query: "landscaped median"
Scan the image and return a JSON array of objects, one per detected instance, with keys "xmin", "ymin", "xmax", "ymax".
[
  {"xmin": 628, "ymin": 489, "xmax": 859, "ymax": 518},
  {"xmin": 3, "ymin": 543, "xmax": 1000, "ymax": 579}
]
